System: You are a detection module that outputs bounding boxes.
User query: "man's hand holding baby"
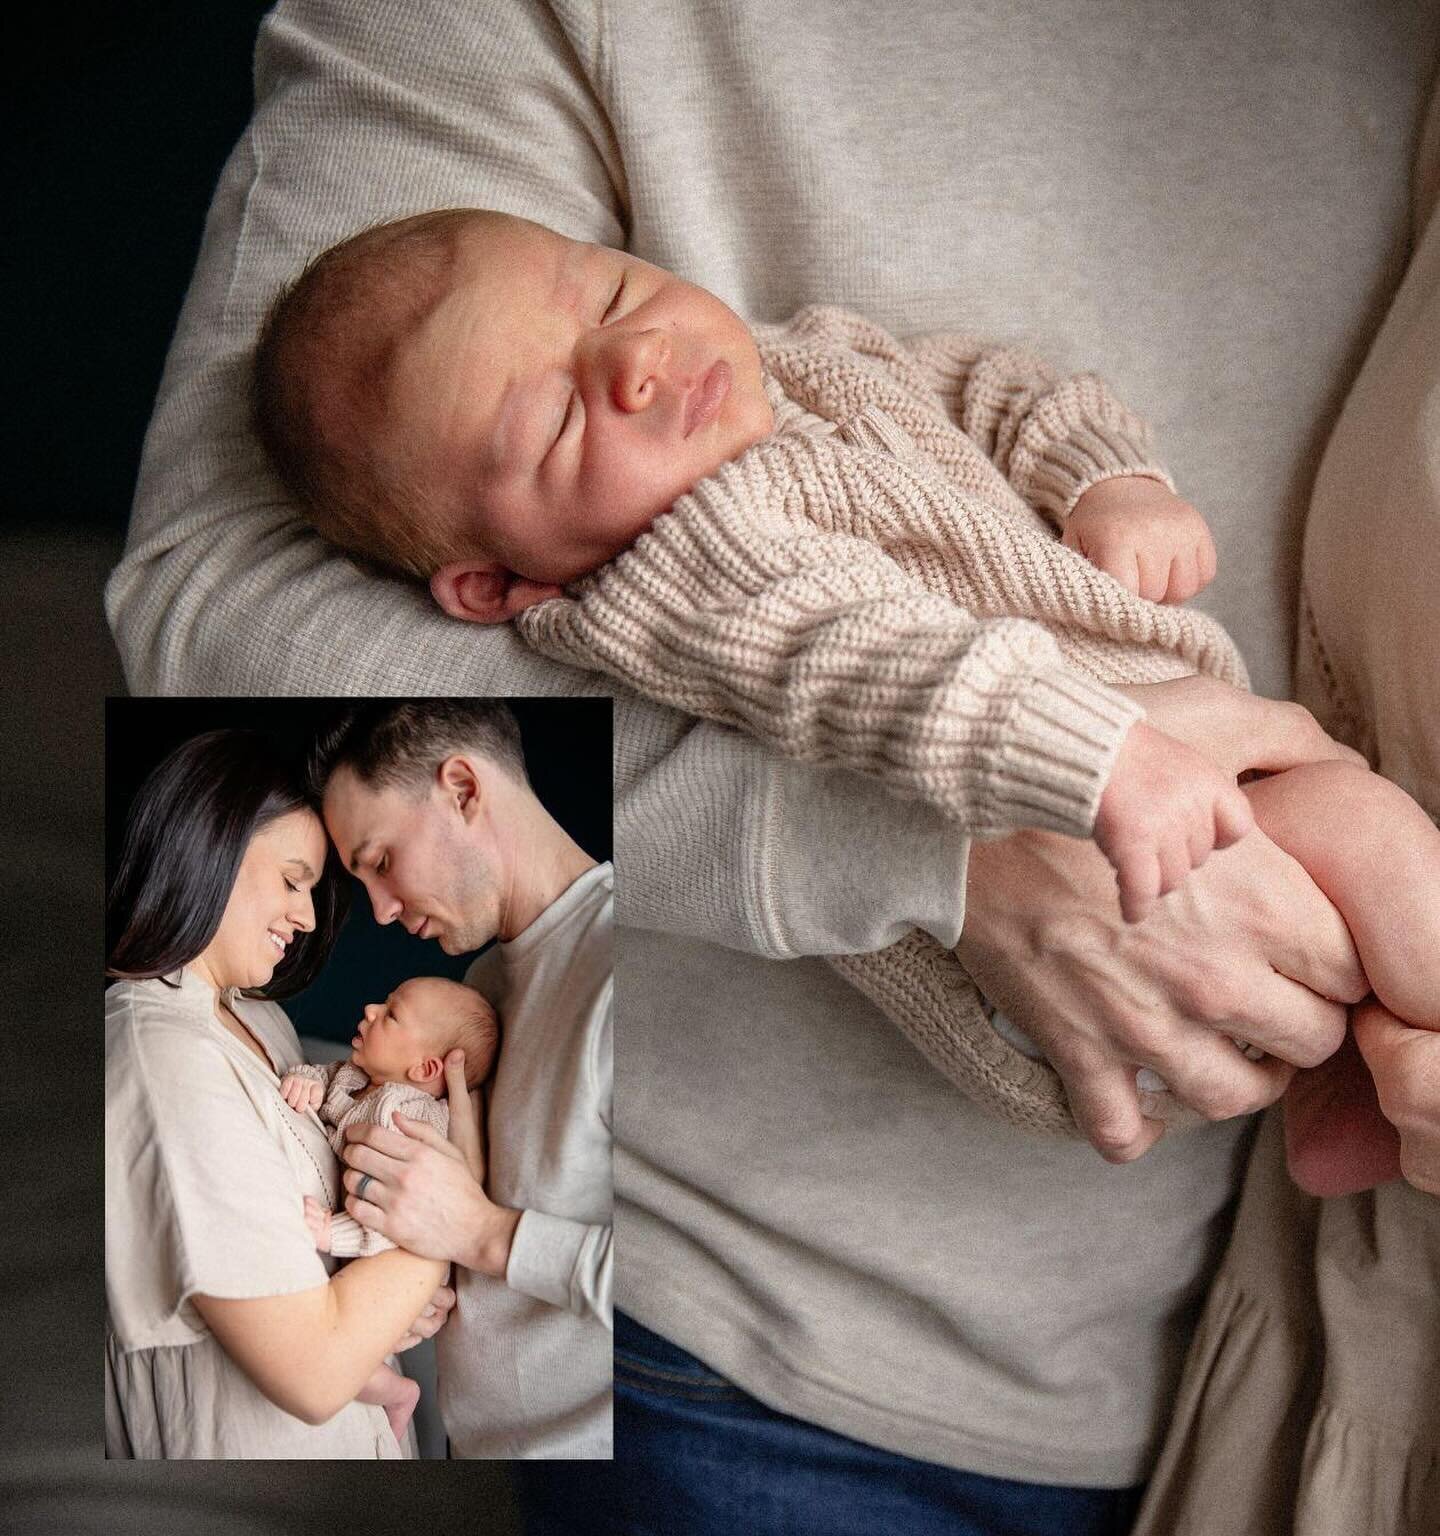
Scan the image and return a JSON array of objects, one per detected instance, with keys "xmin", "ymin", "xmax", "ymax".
[
  {"xmin": 1065, "ymin": 476, "xmax": 1217, "ymax": 604},
  {"xmin": 280, "ymin": 1071, "xmax": 324, "ymax": 1113},
  {"xmin": 342, "ymin": 1051, "xmax": 521, "ymax": 1280}
]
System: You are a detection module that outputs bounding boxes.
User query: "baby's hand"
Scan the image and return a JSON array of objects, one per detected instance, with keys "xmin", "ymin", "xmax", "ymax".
[
  {"xmin": 1095, "ymin": 719, "xmax": 1255, "ymax": 923},
  {"xmin": 303, "ymin": 1195, "xmax": 333, "ymax": 1252},
  {"xmin": 1064, "ymin": 477, "xmax": 1217, "ymax": 603},
  {"xmin": 280, "ymin": 1072, "xmax": 324, "ymax": 1113}
]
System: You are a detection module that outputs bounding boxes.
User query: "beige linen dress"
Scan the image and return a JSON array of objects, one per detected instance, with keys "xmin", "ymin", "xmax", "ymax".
[
  {"xmin": 1133, "ymin": 71, "xmax": 1440, "ymax": 1536},
  {"xmin": 105, "ymin": 968, "xmax": 412, "ymax": 1459}
]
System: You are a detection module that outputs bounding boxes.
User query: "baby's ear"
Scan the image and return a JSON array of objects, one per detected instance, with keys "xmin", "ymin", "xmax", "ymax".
[
  {"xmin": 408, "ymin": 1054, "xmax": 445, "ymax": 1088},
  {"xmin": 430, "ymin": 562, "xmax": 565, "ymax": 624}
]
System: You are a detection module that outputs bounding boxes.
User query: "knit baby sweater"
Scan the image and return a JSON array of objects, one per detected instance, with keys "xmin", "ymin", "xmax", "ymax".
[
  {"xmin": 519, "ymin": 306, "xmax": 1249, "ymax": 1136},
  {"xmin": 287, "ymin": 1059, "xmax": 449, "ymax": 1256}
]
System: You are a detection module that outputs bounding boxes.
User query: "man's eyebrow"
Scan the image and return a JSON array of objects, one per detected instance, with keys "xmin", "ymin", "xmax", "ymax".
[{"xmin": 347, "ymin": 840, "xmax": 376, "ymax": 875}]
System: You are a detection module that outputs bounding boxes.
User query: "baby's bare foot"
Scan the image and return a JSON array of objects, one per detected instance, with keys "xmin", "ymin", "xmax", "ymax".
[{"xmin": 382, "ymin": 1374, "xmax": 420, "ymax": 1444}]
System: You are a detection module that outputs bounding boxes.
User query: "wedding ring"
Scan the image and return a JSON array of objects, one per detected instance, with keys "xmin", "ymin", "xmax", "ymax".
[{"xmin": 355, "ymin": 1173, "xmax": 373, "ymax": 1202}]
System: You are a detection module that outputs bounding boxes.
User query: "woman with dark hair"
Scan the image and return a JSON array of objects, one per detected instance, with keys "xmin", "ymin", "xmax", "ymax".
[{"xmin": 105, "ymin": 730, "xmax": 451, "ymax": 1459}]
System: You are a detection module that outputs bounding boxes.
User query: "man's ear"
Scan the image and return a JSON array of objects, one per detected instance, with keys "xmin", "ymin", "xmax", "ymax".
[{"xmin": 430, "ymin": 561, "xmax": 565, "ymax": 624}]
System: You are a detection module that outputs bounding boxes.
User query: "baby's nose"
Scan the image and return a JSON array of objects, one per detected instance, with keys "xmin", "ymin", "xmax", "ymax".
[{"xmin": 609, "ymin": 330, "xmax": 671, "ymax": 412}]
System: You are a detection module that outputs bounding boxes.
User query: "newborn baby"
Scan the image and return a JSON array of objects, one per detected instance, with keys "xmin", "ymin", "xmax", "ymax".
[
  {"xmin": 254, "ymin": 210, "xmax": 1440, "ymax": 1189},
  {"xmin": 279, "ymin": 975, "xmax": 499, "ymax": 1440}
]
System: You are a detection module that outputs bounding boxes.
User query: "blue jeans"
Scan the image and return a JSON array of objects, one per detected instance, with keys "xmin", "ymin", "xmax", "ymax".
[{"xmin": 512, "ymin": 1312, "xmax": 1145, "ymax": 1536}]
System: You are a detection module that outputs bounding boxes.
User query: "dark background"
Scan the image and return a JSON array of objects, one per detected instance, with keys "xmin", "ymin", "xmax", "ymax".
[
  {"xmin": 106, "ymin": 698, "xmax": 614, "ymax": 1040},
  {"xmin": 10, "ymin": 0, "xmax": 275, "ymax": 537}
]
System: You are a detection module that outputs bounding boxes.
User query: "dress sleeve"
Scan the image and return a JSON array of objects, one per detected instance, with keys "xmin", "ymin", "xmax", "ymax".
[
  {"xmin": 107, "ymin": 997, "xmax": 328, "ymax": 1347},
  {"xmin": 901, "ymin": 330, "xmax": 1176, "ymax": 528}
]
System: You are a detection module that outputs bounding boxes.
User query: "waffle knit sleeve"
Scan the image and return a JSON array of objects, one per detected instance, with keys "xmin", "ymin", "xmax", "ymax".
[
  {"xmin": 519, "ymin": 437, "xmax": 1144, "ymax": 841},
  {"xmin": 901, "ymin": 331, "xmax": 1176, "ymax": 529}
]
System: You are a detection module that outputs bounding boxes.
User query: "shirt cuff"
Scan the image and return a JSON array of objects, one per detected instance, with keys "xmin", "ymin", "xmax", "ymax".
[{"xmin": 505, "ymin": 1209, "xmax": 589, "ymax": 1311}]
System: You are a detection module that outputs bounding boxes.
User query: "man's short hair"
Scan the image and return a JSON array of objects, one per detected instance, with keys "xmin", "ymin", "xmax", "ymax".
[{"xmin": 309, "ymin": 701, "xmax": 528, "ymax": 800}]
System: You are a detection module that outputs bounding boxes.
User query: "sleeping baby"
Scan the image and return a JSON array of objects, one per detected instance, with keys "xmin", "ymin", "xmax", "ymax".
[
  {"xmin": 253, "ymin": 208, "xmax": 1440, "ymax": 1193},
  {"xmin": 279, "ymin": 974, "xmax": 499, "ymax": 1440}
]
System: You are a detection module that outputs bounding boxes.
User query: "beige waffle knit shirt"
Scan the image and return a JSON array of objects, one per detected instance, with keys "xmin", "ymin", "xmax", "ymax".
[{"xmin": 520, "ymin": 304, "xmax": 1248, "ymax": 1134}]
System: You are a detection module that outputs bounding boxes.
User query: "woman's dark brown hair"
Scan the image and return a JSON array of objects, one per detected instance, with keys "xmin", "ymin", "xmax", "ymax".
[{"xmin": 107, "ymin": 730, "xmax": 347, "ymax": 1000}]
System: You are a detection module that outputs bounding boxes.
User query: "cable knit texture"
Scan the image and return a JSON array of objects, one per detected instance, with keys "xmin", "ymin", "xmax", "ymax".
[
  {"xmin": 519, "ymin": 306, "xmax": 1249, "ymax": 1135},
  {"xmin": 287, "ymin": 1060, "xmax": 449, "ymax": 1256}
]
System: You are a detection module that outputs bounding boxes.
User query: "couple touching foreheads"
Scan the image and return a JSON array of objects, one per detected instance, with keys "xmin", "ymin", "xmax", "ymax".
[{"xmin": 104, "ymin": 700, "xmax": 613, "ymax": 1462}]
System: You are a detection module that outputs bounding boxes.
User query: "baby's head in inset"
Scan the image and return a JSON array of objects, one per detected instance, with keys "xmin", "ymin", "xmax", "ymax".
[
  {"xmin": 348, "ymin": 975, "xmax": 499, "ymax": 1097},
  {"xmin": 253, "ymin": 209, "xmax": 774, "ymax": 623}
]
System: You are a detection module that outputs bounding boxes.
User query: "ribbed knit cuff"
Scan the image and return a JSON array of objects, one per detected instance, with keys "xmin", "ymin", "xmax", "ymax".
[
  {"xmin": 506, "ymin": 1209, "xmax": 586, "ymax": 1311},
  {"xmin": 974, "ymin": 661, "xmax": 1145, "ymax": 839},
  {"xmin": 1008, "ymin": 375, "xmax": 1175, "ymax": 529}
]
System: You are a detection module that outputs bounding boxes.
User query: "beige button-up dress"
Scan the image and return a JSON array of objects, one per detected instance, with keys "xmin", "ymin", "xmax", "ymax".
[{"xmin": 105, "ymin": 968, "xmax": 411, "ymax": 1459}]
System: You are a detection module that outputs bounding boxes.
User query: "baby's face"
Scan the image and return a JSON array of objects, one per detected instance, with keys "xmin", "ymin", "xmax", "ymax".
[
  {"xmin": 388, "ymin": 215, "xmax": 774, "ymax": 596},
  {"xmin": 348, "ymin": 976, "xmax": 452, "ymax": 1085}
]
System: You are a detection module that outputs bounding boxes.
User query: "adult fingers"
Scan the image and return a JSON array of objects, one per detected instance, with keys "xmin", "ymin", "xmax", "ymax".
[
  {"xmin": 1135, "ymin": 1033, "xmax": 1293, "ymax": 1122},
  {"xmin": 343, "ymin": 1165, "xmax": 391, "ymax": 1209},
  {"xmin": 389, "ymin": 1112, "xmax": 454, "ymax": 1155},
  {"xmin": 1215, "ymin": 966, "xmax": 1350, "ymax": 1069},
  {"xmin": 443, "ymin": 1049, "xmax": 485, "ymax": 1181},
  {"xmin": 1353, "ymin": 1000, "xmax": 1440, "ymax": 1195},
  {"xmin": 343, "ymin": 1175, "xmax": 389, "ymax": 1234},
  {"xmin": 343, "ymin": 1121, "xmax": 420, "ymax": 1163},
  {"xmin": 1056, "ymin": 1054, "xmax": 1166, "ymax": 1162},
  {"xmin": 1237, "ymin": 837, "xmax": 1367, "ymax": 1004}
]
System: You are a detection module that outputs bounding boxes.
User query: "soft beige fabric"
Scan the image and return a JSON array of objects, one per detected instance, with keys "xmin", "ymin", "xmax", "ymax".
[
  {"xmin": 523, "ymin": 306, "xmax": 1247, "ymax": 1134},
  {"xmin": 103, "ymin": 0, "xmax": 1439, "ymax": 1487},
  {"xmin": 438, "ymin": 864, "xmax": 613, "ymax": 1460},
  {"xmin": 288, "ymin": 1059, "xmax": 450, "ymax": 1257},
  {"xmin": 1131, "ymin": 1116, "xmax": 1440, "ymax": 1536},
  {"xmin": 1133, "ymin": 72, "xmax": 1440, "ymax": 1536},
  {"xmin": 105, "ymin": 970, "xmax": 411, "ymax": 1459}
]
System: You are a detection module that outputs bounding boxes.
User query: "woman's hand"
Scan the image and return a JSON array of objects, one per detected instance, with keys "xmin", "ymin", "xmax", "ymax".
[
  {"xmin": 1111, "ymin": 676, "xmax": 1367, "ymax": 783},
  {"xmin": 394, "ymin": 1281, "xmax": 458, "ymax": 1352},
  {"xmin": 1354, "ymin": 999, "xmax": 1440, "ymax": 1195}
]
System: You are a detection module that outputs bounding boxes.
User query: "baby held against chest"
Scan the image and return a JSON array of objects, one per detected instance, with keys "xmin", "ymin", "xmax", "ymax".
[
  {"xmin": 280, "ymin": 976, "xmax": 499, "ymax": 1256},
  {"xmin": 257, "ymin": 209, "xmax": 1440, "ymax": 1193},
  {"xmin": 276, "ymin": 976, "xmax": 497, "ymax": 1445}
]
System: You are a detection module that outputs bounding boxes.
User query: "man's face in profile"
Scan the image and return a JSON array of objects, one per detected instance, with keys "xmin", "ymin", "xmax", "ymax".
[{"xmin": 322, "ymin": 763, "xmax": 502, "ymax": 955}]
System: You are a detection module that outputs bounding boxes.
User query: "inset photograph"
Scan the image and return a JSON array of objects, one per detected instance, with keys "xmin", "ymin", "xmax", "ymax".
[{"xmin": 104, "ymin": 698, "xmax": 612, "ymax": 1462}]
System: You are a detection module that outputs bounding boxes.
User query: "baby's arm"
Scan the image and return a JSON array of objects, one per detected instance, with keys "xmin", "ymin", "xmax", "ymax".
[{"xmin": 900, "ymin": 326, "xmax": 1216, "ymax": 603}]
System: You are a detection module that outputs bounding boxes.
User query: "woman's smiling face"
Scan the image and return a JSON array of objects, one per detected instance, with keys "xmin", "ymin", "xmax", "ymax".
[{"xmin": 194, "ymin": 809, "xmax": 327, "ymax": 991}]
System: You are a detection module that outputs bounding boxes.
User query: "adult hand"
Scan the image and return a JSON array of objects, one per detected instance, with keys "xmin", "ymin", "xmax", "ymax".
[
  {"xmin": 957, "ymin": 825, "xmax": 1368, "ymax": 1161},
  {"xmin": 1353, "ymin": 999, "xmax": 1440, "ymax": 1196},
  {"xmin": 394, "ymin": 1281, "xmax": 458, "ymax": 1352},
  {"xmin": 342, "ymin": 1051, "xmax": 521, "ymax": 1276},
  {"xmin": 1113, "ymin": 675, "xmax": 1367, "ymax": 782}
]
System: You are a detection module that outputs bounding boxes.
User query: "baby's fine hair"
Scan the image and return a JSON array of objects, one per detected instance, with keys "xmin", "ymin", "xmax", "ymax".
[
  {"xmin": 433, "ymin": 984, "xmax": 501, "ymax": 1090},
  {"xmin": 251, "ymin": 207, "xmax": 504, "ymax": 579}
]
